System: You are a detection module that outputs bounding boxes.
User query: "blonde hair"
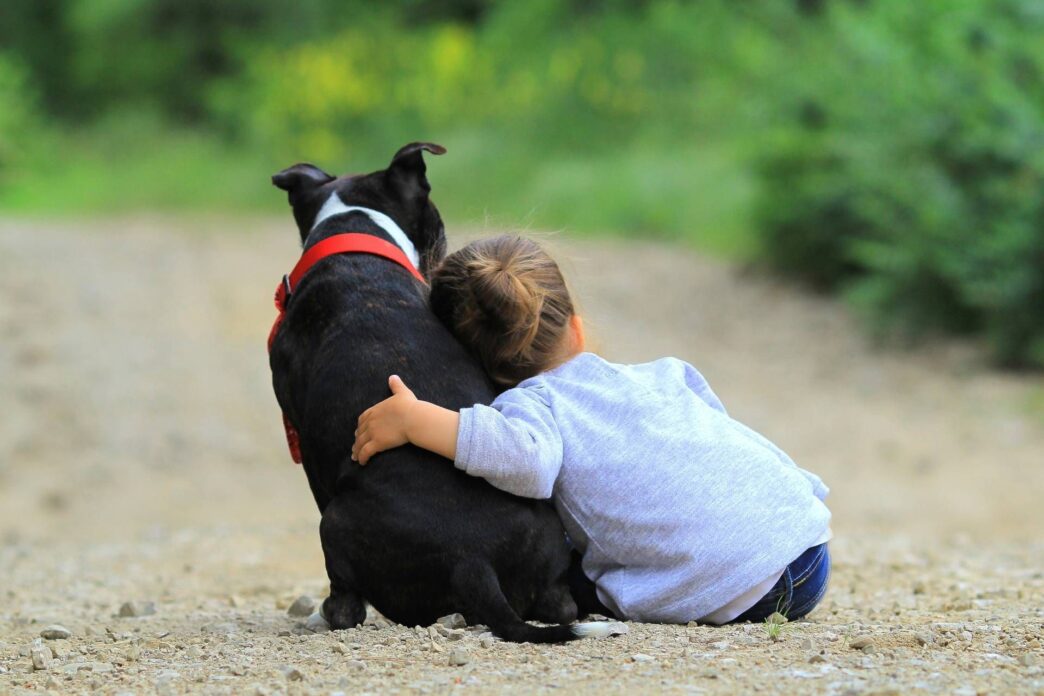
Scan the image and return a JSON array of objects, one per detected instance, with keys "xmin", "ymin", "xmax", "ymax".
[{"xmin": 430, "ymin": 235, "xmax": 576, "ymax": 388}]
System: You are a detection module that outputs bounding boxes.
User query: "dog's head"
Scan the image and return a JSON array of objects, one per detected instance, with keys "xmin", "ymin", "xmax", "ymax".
[{"xmin": 272, "ymin": 142, "xmax": 448, "ymax": 274}]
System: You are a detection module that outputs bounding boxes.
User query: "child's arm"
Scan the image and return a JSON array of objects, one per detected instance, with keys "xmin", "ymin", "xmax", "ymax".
[
  {"xmin": 352, "ymin": 376, "xmax": 564, "ymax": 499},
  {"xmin": 353, "ymin": 376, "xmax": 458, "ymax": 463}
]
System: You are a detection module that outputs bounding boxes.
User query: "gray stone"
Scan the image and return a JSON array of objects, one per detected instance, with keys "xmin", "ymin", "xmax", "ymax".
[
  {"xmin": 915, "ymin": 631, "xmax": 934, "ymax": 646},
  {"xmin": 1019, "ymin": 652, "xmax": 1036, "ymax": 667},
  {"xmin": 480, "ymin": 635, "xmax": 494, "ymax": 649},
  {"xmin": 849, "ymin": 635, "xmax": 875, "ymax": 650},
  {"xmin": 437, "ymin": 613, "xmax": 467, "ymax": 629},
  {"xmin": 40, "ymin": 625, "xmax": 72, "ymax": 640},
  {"xmin": 448, "ymin": 648, "xmax": 470, "ymax": 666},
  {"xmin": 304, "ymin": 611, "xmax": 330, "ymax": 633},
  {"xmin": 30, "ymin": 644, "xmax": 52, "ymax": 670},
  {"xmin": 118, "ymin": 601, "xmax": 156, "ymax": 618},
  {"xmin": 809, "ymin": 653, "xmax": 827, "ymax": 664},
  {"xmin": 286, "ymin": 596, "xmax": 316, "ymax": 618},
  {"xmin": 710, "ymin": 640, "xmax": 730, "ymax": 650},
  {"xmin": 631, "ymin": 653, "xmax": 654, "ymax": 663}
]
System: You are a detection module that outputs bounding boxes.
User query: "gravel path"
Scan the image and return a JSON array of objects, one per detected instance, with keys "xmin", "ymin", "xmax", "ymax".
[{"xmin": 1, "ymin": 217, "xmax": 1041, "ymax": 695}]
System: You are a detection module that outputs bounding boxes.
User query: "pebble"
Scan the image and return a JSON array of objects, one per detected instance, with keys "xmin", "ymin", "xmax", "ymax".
[
  {"xmin": 332, "ymin": 642, "xmax": 348, "ymax": 654},
  {"xmin": 448, "ymin": 648, "xmax": 470, "ymax": 666},
  {"xmin": 304, "ymin": 611, "xmax": 330, "ymax": 633},
  {"xmin": 767, "ymin": 612, "xmax": 788, "ymax": 625},
  {"xmin": 631, "ymin": 653, "xmax": 654, "ymax": 663},
  {"xmin": 40, "ymin": 624, "xmax": 72, "ymax": 640},
  {"xmin": 809, "ymin": 653, "xmax": 828, "ymax": 664},
  {"xmin": 480, "ymin": 635, "xmax": 494, "ymax": 649},
  {"xmin": 445, "ymin": 629, "xmax": 466, "ymax": 642},
  {"xmin": 31, "ymin": 643, "xmax": 53, "ymax": 670},
  {"xmin": 437, "ymin": 613, "xmax": 467, "ymax": 629},
  {"xmin": 282, "ymin": 666, "xmax": 306, "ymax": 681},
  {"xmin": 1019, "ymin": 653, "xmax": 1036, "ymax": 667},
  {"xmin": 710, "ymin": 640, "xmax": 730, "ymax": 650},
  {"xmin": 286, "ymin": 595, "xmax": 316, "ymax": 618},
  {"xmin": 915, "ymin": 631, "xmax": 934, "ymax": 646},
  {"xmin": 799, "ymin": 637, "xmax": 814, "ymax": 650},
  {"xmin": 347, "ymin": 659, "xmax": 367, "ymax": 670},
  {"xmin": 849, "ymin": 635, "xmax": 875, "ymax": 651},
  {"xmin": 119, "ymin": 601, "xmax": 156, "ymax": 618}
]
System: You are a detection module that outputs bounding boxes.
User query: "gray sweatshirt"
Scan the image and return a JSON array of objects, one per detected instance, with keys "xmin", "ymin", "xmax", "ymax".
[{"xmin": 455, "ymin": 352, "xmax": 831, "ymax": 623}]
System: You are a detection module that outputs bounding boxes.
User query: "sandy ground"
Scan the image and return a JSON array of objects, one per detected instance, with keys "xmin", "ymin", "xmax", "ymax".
[{"xmin": 0, "ymin": 216, "xmax": 1041, "ymax": 695}]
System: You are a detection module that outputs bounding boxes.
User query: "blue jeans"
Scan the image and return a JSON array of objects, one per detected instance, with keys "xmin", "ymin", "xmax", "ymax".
[{"xmin": 730, "ymin": 543, "xmax": 830, "ymax": 623}]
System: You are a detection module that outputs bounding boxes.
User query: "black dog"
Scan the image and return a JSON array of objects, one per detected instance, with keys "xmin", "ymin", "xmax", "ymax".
[{"xmin": 269, "ymin": 143, "xmax": 609, "ymax": 642}]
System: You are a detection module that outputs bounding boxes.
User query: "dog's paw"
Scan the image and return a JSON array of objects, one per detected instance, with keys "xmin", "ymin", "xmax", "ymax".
[{"xmin": 304, "ymin": 611, "xmax": 331, "ymax": 633}]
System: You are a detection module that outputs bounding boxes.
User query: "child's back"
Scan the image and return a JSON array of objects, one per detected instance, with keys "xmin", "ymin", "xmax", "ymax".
[{"xmin": 456, "ymin": 351, "xmax": 831, "ymax": 623}]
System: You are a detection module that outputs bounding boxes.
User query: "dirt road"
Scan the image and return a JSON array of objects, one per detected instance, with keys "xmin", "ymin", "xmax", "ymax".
[{"xmin": 1, "ymin": 217, "xmax": 1041, "ymax": 694}]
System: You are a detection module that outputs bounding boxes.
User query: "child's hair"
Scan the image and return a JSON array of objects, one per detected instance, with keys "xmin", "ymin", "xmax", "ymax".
[{"xmin": 430, "ymin": 235, "xmax": 576, "ymax": 388}]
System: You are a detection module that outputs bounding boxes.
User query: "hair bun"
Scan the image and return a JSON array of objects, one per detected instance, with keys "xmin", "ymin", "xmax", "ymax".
[
  {"xmin": 467, "ymin": 256, "xmax": 544, "ymax": 349},
  {"xmin": 429, "ymin": 235, "xmax": 574, "ymax": 387}
]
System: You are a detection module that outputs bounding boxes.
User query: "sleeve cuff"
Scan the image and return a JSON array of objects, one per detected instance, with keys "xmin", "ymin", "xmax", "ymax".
[{"xmin": 455, "ymin": 407, "xmax": 476, "ymax": 471}]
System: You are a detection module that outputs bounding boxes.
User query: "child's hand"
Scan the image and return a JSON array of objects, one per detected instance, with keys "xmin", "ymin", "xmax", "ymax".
[{"xmin": 353, "ymin": 375, "xmax": 418, "ymax": 465}]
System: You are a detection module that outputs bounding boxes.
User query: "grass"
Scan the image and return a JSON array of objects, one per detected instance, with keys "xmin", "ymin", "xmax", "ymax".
[{"xmin": 0, "ymin": 120, "xmax": 759, "ymax": 261}]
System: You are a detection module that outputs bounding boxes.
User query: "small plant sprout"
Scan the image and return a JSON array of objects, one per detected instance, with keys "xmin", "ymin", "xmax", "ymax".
[{"xmin": 763, "ymin": 602, "xmax": 789, "ymax": 641}]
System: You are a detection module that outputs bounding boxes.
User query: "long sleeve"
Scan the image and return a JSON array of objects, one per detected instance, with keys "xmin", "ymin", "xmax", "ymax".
[{"xmin": 455, "ymin": 385, "xmax": 564, "ymax": 499}]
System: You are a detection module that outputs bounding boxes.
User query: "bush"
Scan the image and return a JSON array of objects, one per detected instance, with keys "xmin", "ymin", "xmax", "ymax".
[
  {"xmin": 0, "ymin": 53, "xmax": 41, "ymax": 181},
  {"xmin": 755, "ymin": 0, "xmax": 1044, "ymax": 368}
]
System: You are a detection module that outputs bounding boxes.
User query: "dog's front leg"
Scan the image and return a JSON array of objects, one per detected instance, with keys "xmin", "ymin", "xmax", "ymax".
[{"xmin": 318, "ymin": 500, "xmax": 367, "ymax": 629}]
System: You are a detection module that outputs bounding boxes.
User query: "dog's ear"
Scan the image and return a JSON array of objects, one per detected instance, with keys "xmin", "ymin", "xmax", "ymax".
[
  {"xmin": 386, "ymin": 142, "xmax": 446, "ymax": 198},
  {"xmin": 271, "ymin": 163, "xmax": 335, "ymax": 195}
]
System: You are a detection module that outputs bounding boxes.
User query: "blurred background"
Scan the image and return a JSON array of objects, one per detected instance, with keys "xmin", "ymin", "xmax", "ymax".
[
  {"xmin": 2, "ymin": 0, "xmax": 1042, "ymax": 368},
  {"xmin": 1, "ymin": 0, "xmax": 1043, "ymax": 546}
]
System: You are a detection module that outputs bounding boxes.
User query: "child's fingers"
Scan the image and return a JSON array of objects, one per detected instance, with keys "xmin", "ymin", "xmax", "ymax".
[
  {"xmin": 357, "ymin": 407, "xmax": 372, "ymax": 428},
  {"xmin": 358, "ymin": 442, "xmax": 378, "ymax": 466},
  {"xmin": 351, "ymin": 427, "xmax": 369, "ymax": 462}
]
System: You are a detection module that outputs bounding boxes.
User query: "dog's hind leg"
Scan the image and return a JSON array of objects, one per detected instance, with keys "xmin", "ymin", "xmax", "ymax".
[
  {"xmin": 318, "ymin": 501, "xmax": 366, "ymax": 629},
  {"xmin": 528, "ymin": 578, "xmax": 578, "ymax": 625}
]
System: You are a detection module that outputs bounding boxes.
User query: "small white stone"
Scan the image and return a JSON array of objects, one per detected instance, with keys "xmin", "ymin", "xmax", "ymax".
[
  {"xmin": 31, "ymin": 645, "xmax": 52, "ymax": 670},
  {"xmin": 448, "ymin": 648, "xmax": 470, "ymax": 666}
]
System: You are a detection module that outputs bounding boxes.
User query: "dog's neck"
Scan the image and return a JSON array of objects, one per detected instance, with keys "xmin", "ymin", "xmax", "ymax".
[{"xmin": 311, "ymin": 193, "xmax": 420, "ymax": 269}]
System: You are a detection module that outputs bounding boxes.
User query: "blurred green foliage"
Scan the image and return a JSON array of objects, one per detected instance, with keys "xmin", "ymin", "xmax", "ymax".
[
  {"xmin": 756, "ymin": 0, "xmax": 1044, "ymax": 367},
  {"xmin": 0, "ymin": 0, "xmax": 1041, "ymax": 366}
]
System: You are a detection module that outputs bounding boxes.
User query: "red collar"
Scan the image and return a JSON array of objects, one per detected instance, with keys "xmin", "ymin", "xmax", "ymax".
[
  {"xmin": 275, "ymin": 232, "xmax": 426, "ymax": 312},
  {"xmin": 268, "ymin": 232, "xmax": 426, "ymax": 464}
]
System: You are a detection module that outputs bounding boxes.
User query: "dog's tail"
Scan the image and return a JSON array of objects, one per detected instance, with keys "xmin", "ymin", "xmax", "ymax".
[
  {"xmin": 455, "ymin": 559, "xmax": 621, "ymax": 644},
  {"xmin": 493, "ymin": 619, "xmax": 622, "ymax": 644}
]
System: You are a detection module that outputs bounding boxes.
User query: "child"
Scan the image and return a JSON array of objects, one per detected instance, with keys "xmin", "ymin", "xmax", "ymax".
[{"xmin": 352, "ymin": 235, "xmax": 831, "ymax": 624}]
